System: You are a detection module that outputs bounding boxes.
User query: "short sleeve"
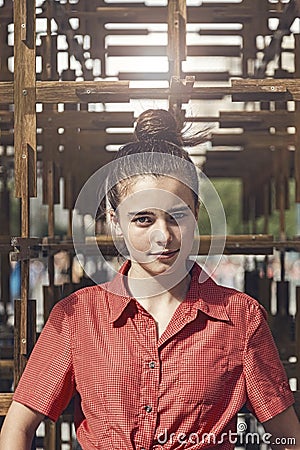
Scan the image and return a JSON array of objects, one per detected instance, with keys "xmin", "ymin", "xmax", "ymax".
[
  {"xmin": 13, "ymin": 301, "xmax": 75, "ymax": 422},
  {"xmin": 243, "ymin": 302, "xmax": 294, "ymax": 423}
]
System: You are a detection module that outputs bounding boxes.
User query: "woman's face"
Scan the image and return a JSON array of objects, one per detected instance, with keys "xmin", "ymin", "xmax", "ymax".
[{"xmin": 114, "ymin": 175, "xmax": 198, "ymax": 278}]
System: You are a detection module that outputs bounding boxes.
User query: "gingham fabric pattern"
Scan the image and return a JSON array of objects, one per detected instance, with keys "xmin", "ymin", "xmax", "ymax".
[{"xmin": 14, "ymin": 261, "xmax": 294, "ymax": 450}]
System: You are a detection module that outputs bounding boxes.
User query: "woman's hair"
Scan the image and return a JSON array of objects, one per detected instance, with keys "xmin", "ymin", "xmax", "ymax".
[{"xmin": 101, "ymin": 109, "xmax": 209, "ymax": 214}]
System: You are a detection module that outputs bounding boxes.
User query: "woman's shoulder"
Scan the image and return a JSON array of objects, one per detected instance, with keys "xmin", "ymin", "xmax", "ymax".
[
  {"xmin": 53, "ymin": 282, "xmax": 110, "ymax": 316},
  {"xmin": 197, "ymin": 265, "xmax": 266, "ymax": 319},
  {"xmin": 213, "ymin": 281, "xmax": 267, "ymax": 322}
]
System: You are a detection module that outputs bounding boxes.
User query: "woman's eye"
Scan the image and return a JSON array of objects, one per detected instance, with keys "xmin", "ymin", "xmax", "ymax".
[
  {"xmin": 132, "ymin": 216, "xmax": 152, "ymax": 226},
  {"xmin": 170, "ymin": 212, "xmax": 186, "ymax": 221}
]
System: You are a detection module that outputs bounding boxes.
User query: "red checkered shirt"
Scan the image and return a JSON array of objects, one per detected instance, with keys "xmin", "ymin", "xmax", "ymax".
[{"xmin": 14, "ymin": 261, "xmax": 294, "ymax": 450}]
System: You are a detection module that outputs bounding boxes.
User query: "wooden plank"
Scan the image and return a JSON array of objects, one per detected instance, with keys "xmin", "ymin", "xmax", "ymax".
[
  {"xmin": 1, "ymin": 252, "xmax": 10, "ymax": 322},
  {"xmin": 0, "ymin": 393, "xmax": 13, "ymax": 416},
  {"xmin": 14, "ymin": 299, "xmax": 36, "ymax": 386},
  {"xmin": 14, "ymin": 0, "xmax": 36, "ymax": 198},
  {"xmin": 3, "ymin": 79, "xmax": 300, "ymax": 105},
  {"xmin": 295, "ymin": 104, "xmax": 300, "ymax": 202},
  {"xmin": 43, "ymin": 285, "xmax": 62, "ymax": 322},
  {"xmin": 0, "ymin": 360, "xmax": 14, "ymax": 378},
  {"xmin": 118, "ymin": 71, "xmax": 230, "ymax": 82},
  {"xmin": 37, "ymin": 111, "xmax": 134, "ymax": 129},
  {"xmin": 86, "ymin": 234, "xmax": 275, "ymax": 256},
  {"xmin": 0, "ymin": 82, "xmax": 13, "ymax": 103},
  {"xmin": 39, "ymin": 130, "xmax": 130, "ymax": 147},
  {"xmin": 232, "ymin": 78, "xmax": 300, "ymax": 101},
  {"xmin": 13, "ymin": 0, "xmax": 36, "ymax": 378},
  {"xmin": 42, "ymin": 236, "xmax": 300, "ymax": 254},
  {"xmin": 35, "ymin": 83, "xmax": 167, "ymax": 103},
  {"xmin": 168, "ymin": 0, "xmax": 186, "ymax": 65},
  {"xmin": 52, "ymin": 5, "xmax": 262, "ymax": 24},
  {"xmin": 0, "ymin": 111, "xmax": 14, "ymax": 127},
  {"xmin": 36, "ymin": 80, "xmax": 130, "ymax": 103},
  {"xmin": 106, "ymin": 44, "xmax": 241, "ymax": 58},
  {"xmin": 203, "ymin": 149, "xmax": 294, "ymax": 179},
  {"xmin": 219, "ymin": 111, "xmax": 295, "ymax": 129},
  {"xmin": 211, "ymin": 132, "xmax": 295, "ymax": 148}
]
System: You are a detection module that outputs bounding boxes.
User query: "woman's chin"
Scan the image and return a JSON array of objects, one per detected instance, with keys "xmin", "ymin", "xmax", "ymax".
[{"xmin": 130, "ymin": 254, "xmax": 189, "ymax": 279}]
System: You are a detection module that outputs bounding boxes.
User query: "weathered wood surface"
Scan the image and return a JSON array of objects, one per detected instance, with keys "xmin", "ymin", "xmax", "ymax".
[
  {"xmin": 3, "ymin": 78, "xmax": 300, "ymax": 104},
  {"xmin": 219, "ymin": 111, "xmax": 295, "ymax": 129},
  {"xmin": 38, "ymin": 4, "xmax": 268, "ymax": 24},
  {"xmin": 0, "ymin": 393, "xmax": 13, "ymax": 416},
  {"xmin": 14, "ymin": 299, "xmax": 36, "ymax": 386},
  {"xmin": 13, "ymin": 0, "xmax": 36, "ymax": 198},
  {"xmin": 106, "ymin": 44, "xmax": 241, "ymax": 58},
  {"xmin": 86, "ymin": 234, "xmax": 276, "ymax": 255}
]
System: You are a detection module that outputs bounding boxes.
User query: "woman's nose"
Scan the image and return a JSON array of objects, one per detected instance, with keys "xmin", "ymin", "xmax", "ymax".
[{"xmin": 150, "ymin": 219, "xmax": 172, "ymax": 246}]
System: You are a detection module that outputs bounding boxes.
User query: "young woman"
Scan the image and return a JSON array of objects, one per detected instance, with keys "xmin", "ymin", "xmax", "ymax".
[{"xmin": 0, "ymin": 109, "xmax": 299, "ymax": 450}]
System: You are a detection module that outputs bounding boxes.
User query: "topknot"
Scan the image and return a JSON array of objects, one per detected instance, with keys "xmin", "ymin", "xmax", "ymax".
[{"xmin": 134, "ymin": 109, "xmax": 183, "ymax": 146}]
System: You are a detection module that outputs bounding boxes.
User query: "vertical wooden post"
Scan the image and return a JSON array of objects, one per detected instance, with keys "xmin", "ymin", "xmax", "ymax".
[
  {"xmin": 168, "ymin": 0, "xmax": 186, "ymax": 79},
  {"xmin": 14, "ymin": 0, "xmax": 36, "ymax": 199},
  {"xmin": 167, "ymin": 0, "xmax": 187, "ymax": 119},
  {"xmin": 294, "ymin": 35, "xmax": 300, "ymax": 203},
  {"xmin": 13, "ymin": 0, "xmax": 36, "ymax": 380},
  {"xmin": 274, "ymin": 147, "xmax": 289, "ymax": 240}
]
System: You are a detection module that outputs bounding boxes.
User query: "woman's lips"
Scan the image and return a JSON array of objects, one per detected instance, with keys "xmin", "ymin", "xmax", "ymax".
[{"xmin": 150, "ymin": 249, "xmax": 180, "ymax": 259}]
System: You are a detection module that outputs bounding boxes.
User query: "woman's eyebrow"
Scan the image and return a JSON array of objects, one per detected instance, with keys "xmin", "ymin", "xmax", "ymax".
[
  {"xmin": 167, "ymin": 205, "xmax": 190, "ymax": 213},
  {"xmin": 127, "ymin": 210, "xmax": 156, "ymax": 217},
  {"xmin": 128, "ymin": 205, "xmax": 190, "ymax": 217}
]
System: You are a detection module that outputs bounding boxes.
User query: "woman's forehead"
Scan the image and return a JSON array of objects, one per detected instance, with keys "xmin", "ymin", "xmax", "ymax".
[
  {"xmin": 117, "ymin": 176, "xmax": 195, "ymax": 212},
  {"xmin": 124, "ymin": 174, "xmax": 193, "ymax": 196}
]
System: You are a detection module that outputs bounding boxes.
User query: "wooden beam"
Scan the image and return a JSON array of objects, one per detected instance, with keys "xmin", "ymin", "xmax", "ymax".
[
  {"xmin": 49, "ymin": 5, "xmax": 267, "ymax": 24},
  {"xmin": 118, "ymin": 71, "xmax": 230, "ymax": 82},
  {"xmin": 14, "ymin": 0, "xmax": 36, "ymax": 198},
  {"xmin": 3, "ymin": 79, "xmax": 300, "ymax": 105},
  {"xmin": 232, "ymin": 78, "xmax": 300, "ymax": 101},
  {"xmin": 37, "ymin": 111, "xmax": 135, "ymax": 129},
  {"xmin": 211, "ymin": 132, "xmax": 295, "ymax": 148},
  {"xmin": 106, "ymin": 44, "xmax": 241, "ymax": 58},
  {"xmin": 0, "ymin": 393, "xmax": 13, "ymax": 416},
  {"xmin": 219, "ymin": 111, "xmax": 295, "ymax": 129}
]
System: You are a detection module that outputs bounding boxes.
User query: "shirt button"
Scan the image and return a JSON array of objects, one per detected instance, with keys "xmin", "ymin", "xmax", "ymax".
[
  {"xmin": 145, "ymin": 405, "xmax": 152, "ymax": 413},
  {"xmin": 149, "ymin": 361, "xmax": 156, "ymax": 369}
]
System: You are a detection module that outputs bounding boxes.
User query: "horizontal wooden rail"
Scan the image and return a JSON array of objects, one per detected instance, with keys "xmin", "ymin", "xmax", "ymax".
[
  {"xmin": 0, "ymin": 393, "xmax": 13, "ymax": 416},
  {"xmin": 0, "ymin": 234, "xmax": 299, "ymax": 257},
  {"xmin": 1, "ymin": 79, "xmax": 300, "ymax": 104}
]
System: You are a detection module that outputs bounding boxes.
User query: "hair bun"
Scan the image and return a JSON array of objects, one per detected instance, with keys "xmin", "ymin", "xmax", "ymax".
[{"xmin": 134, "ymin": 109, "xmax": 182, "ymax": 146}]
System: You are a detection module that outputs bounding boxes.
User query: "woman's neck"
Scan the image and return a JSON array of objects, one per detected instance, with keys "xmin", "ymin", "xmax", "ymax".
[{"xmin": 126, "ymin": 264, "xmax": 192, "ymax": 303}]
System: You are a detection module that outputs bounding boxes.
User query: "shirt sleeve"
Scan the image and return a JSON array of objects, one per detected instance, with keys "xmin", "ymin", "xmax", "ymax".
[
  {"xmin": 243, "ymin": 301, "xmax": 295, "ymax": 423},
  {"xmin": 13, "ymin": 300, "xmax": 75, "ymax": 422}
]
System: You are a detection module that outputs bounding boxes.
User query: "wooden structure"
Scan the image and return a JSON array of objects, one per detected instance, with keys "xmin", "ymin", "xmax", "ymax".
[{"xmin": 1, "ymin": 0, "xmax": 300, "ymax": 448}]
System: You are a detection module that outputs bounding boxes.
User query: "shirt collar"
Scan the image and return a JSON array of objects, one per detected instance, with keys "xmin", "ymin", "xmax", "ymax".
[
  {"xmin": 185, "ymin": 264, "xmax": 230, "ymax": 322},
  {"xmin": 107, "ymin": 260, "xmax": 230, "ymax": 323},
  {"xmin": 107, "ymin": 260, "xmax": 133, "ymax": 323}
]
